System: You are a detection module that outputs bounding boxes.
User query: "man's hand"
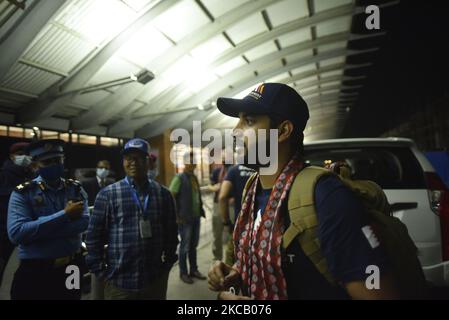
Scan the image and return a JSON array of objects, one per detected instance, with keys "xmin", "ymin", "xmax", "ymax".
[
  {"xmin": 208, "ymin": 260, "xmax": 240, "ymax": 292},
  {"xmin": 64, "ymin": 200, "xmax": 84, "ymax": 220},
  {"xmin": 345, "ymin": 272, "xmax": 401, "ymax": 300}
]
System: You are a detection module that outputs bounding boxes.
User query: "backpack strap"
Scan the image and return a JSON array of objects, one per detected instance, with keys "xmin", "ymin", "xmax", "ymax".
[
  {"xmin": 284, "ymin": 165, "xmax": 336, "ymax": 284},
  {"xmin": 241, "ymin": 167, "xmax": 336, "ymax": 284}
]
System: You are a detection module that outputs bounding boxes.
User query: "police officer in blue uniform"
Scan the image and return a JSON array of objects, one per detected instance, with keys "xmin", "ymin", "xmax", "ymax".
[{"xmin": 7, "ymin": 139, "xmax": 89, "ymax": 300}]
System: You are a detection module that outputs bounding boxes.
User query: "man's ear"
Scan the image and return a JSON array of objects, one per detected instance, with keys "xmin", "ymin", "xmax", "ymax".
[{"xmin": 278, "ymin": 120, "xmax": 294, "ymax": 143}]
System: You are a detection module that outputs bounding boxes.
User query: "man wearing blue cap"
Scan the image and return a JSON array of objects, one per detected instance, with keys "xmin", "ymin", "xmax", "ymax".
[
  {"xmin": 208, "ymin": 83, "xmax": 400, "ymax": 300},
  {"xmin": 7, "ymin": 139, "xmax": 89, "ymax": 300},
  {"xmin": 86, "ymin": 138, "xmax": 178, "ymax": 300}
]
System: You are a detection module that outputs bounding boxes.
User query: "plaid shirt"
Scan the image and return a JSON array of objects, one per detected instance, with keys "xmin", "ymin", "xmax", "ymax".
[{"xmin": 86, "ymin": 177, "xmax": 178, "ymax": 291}]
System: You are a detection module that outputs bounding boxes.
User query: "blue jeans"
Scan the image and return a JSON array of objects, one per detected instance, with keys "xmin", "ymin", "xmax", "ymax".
[{"xmin": 178, "ymin": 217, "xmax": 200, "ymax": 276}]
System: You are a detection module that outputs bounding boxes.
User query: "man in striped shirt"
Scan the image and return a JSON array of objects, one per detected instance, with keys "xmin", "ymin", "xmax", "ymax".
[{"xmin": 86, "ymin": 138, "xmax": 178, "ymax": 300}]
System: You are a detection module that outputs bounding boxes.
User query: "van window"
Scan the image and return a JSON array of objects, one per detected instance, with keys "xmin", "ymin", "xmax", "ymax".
[{"xmin": 304, "ymin": 147, "xmax": 427, "ymax": 189}]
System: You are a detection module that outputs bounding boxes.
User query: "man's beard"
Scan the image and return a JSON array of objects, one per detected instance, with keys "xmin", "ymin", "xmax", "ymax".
[{"xmin": 235, "ymin": 137, "xmax": 273, "ymax": 172}]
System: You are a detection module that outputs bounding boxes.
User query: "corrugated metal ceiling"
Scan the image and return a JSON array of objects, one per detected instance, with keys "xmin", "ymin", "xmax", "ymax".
[{"xmin": 0, "ymin": 0, "xmax": 395, "ymax": 140}]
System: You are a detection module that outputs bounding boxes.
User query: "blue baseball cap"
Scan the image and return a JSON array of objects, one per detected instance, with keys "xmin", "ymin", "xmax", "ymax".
[
  {"xmin": 217, "ymin": 83, "xmax": 309, "ymax": 132},
  {"xmin": 122, "ymin": 138, "xmax": 150, "ymax": 156},
  {"xmin": 28, "ymin": 139, "xmax": 64, "ymax": 161}
]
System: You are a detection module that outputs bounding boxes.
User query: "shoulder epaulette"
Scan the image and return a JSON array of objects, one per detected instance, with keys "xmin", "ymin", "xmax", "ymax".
[
  {"xmin": 15, "ymin": 181, "xmax": 36, "ymax": 192},
  {"xmin": 66, "ymin": 178, "xmax": 82, "ymax": 187}
]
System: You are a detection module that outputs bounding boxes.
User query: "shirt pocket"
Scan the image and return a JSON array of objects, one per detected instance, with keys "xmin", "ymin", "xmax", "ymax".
[{"xmin": 111, "ymin": 200, "xmax": 139, "ymax": 225}]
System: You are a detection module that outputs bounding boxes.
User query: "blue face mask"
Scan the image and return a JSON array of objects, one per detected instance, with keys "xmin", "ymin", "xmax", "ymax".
[{"xmin": 39, "ymin": 164, "xmax": 64, "ymax": 181}]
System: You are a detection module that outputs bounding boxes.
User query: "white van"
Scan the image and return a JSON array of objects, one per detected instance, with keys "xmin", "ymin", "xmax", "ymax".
[{"xmin": 304, "ymin": 137, "xmax": 449, "ymax": 288}]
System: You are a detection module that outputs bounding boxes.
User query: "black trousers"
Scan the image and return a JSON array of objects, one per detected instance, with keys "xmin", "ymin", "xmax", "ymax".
[
  {"xmin": 10, "ymin": 255, "xmax": 83, "ymax": 300},
  {"xmin": 0, "ymin": 230, "xmax": 15, "ymax": 287}
]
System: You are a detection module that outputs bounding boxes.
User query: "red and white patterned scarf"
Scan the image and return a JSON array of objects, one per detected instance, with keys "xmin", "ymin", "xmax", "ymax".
[{"xmin": 233, "ymin": 155, "xmax": 304, "ymax": 300}]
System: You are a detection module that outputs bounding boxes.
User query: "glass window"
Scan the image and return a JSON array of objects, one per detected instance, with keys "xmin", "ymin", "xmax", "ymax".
[
  {"xmin": 304, "ymin": 146, "xmax": 426, "ymax": 189},
  {"xmin": 8, "ymin": 126, "xmax": 24, "ymax": 138},
  {"xmin": 0, "ymin": 125, "xmax": 8, "ymax": 137},
  {"xmin": 79, "ymin": 134, "xmax": 97, "ymax": 145},
  {"xmin": 72, "ymin": 133, "xmax": 79, "ymax": 143},
  {"xmin": 41, "ymin": 130, "xmax": 59, "ymax": 139},
  {"xmin": 100, "ymin": 137, "xmax": 119, "ymax": 146},
  {"xmin": 60, "ymin": 133, "xmax": 70, "ymax": 142},
  {"xmin": 24, "ymin": 128, "xmax": 35, "ymax": 139}
]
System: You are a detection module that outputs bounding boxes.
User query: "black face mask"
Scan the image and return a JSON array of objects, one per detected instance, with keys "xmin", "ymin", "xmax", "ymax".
[{"xmin": 39, "ymin": 164, "xmax": 64, "ymax": 181}]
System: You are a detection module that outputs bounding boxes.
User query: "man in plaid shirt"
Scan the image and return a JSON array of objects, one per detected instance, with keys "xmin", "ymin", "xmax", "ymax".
[{"xmin": 86, "ymin": 138, "xmax": 178, "ymax": 300}]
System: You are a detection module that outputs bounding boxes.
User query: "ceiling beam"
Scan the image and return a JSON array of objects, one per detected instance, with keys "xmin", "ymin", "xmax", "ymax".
[
  {"xmin": 108, "ymin": 36, "xmax": 360, "ymax": 135},
  {"xmin": 163, "ymin": 46, "xmax": 375, "ymax": 118},
  {"xmin": 130, "ymin": 4, "xmax": 382, "ymax": 116},
  {"xmin": 17, "ymin": 0, "xmax": 179, "ymax": 123},
  {"xmin": 201, "ymin": 101, "xmax": 350, "ymax": 131},
  {"xmin": 133, "ymin": 30, "xmax": 381, "ymax": 120},
  {"xmin": 69, "ymin": 0, "xmax": 282, "ymax": 130},
  {"xmin": 290, "ymin": 74, "xmax": 366, "ymax": 90},
  {"xmin": 112, "ymin": 61, "xmax": 351, "ymax": 136},
  {"xmin": 0, "ymin": 0, "xmax": 66, "ymax": 81},
  {"xmin": 300, "ymin": 84, "xmax": 363, "ymax": 98},
  {"xmin": 139, "ymin": 50, "xmax": 374, "ymax": 136},
  {"xmin": 113, "ymin": 4, "xmax": 385, "ymax": 131},
  {"xmin": 135, "ymin": 49, "xmax": 374, "ymax": 139}
]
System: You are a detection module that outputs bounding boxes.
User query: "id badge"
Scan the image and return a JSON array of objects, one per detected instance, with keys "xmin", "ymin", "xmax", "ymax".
[{"xmin": 139, "ymin": 219, "xmax": 152, "ymax": 239}]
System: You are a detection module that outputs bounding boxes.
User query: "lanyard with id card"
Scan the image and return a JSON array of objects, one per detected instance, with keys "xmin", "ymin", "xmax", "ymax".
[{"xmin": 126, "ymin": 178, "xmax": 152, "ymax": 239}]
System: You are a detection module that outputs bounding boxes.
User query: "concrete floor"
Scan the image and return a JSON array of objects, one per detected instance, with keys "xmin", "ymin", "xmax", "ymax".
[{"xmin": 0, "ymin": 193, "xmax": 223, "ymax": 300}]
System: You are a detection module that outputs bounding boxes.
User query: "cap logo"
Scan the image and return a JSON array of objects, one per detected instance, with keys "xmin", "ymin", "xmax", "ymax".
[
  {"xmin": 129, "ymin": 140, "xmax": 143, "ymax": 148},
  {"xmin": 247, "ymin": 84, "xmax": 265, "ymax": 100}
]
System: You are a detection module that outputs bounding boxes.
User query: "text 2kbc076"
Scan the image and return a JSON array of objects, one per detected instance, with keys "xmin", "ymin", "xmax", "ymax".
[{"xmin": 221, "ymin": 304, "xmax": 272, "ymax": 315}]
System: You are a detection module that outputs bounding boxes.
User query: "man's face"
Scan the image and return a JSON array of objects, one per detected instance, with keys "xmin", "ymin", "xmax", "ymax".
[
  {"xmin": 123, "ymin": 151, "xmax": 148, "ymax": 178},
  {"xmin": 9, "ymin": 150, "xmax": 25, "ymax": 161},
  {"xmin": 233, "ymin": 113, "xmax": 272, "ymax": 168},
  {"xmin": 97, "ymin": 161, "xmax": 110, "ymax": 170},
  {"xmin": 148, "ymin": 156, "xmax": 157, "ymax": 170},
  {"xmin": 37, "ymin": 156, "xmax": 64, "ymax": 169},
  {"xmin": 184, "ymin": 162, "xmax": 196, "ymax": 173}
]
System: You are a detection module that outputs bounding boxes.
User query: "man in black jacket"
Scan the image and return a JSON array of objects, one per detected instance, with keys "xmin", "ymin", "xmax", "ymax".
[
  {"xmin": 0, "ymin": 142, "xmax": 33, "ymax": 286},
  {"xmin": 82, "ymin": 160, "xmax": 115, "ymax": 206}
]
